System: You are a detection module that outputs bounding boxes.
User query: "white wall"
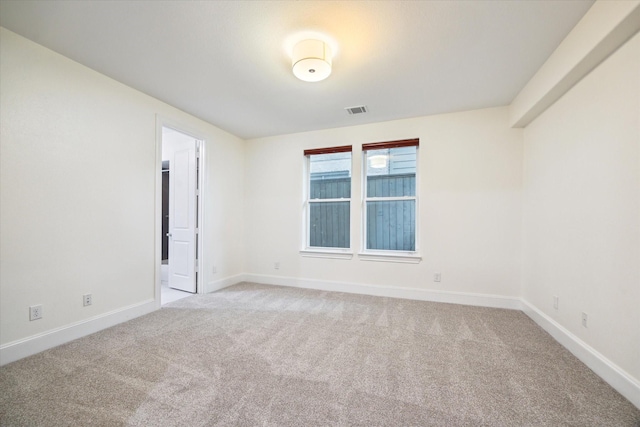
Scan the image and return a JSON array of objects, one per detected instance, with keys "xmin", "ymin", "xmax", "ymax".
[
  {"xmin": 203, "ymin": 123, "xmax": 246, "ymax": 289},
  {"xmin": 245, "ymin": 107, "xmax": 523, "ymax": 299},
  {"xmin": 0, "ymin": 28, "xmax": 245, "ymax": 353},
  {"xmin": 522, "ymin": 32, "xmax": 640, "ymax": 382},
  {"xmin": 1, "ymin": 5, "xmax": 637, "ymax": 405}
]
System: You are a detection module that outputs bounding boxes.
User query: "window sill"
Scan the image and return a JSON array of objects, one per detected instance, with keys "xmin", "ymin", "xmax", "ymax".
[
  {"xmin": 358, "ymin": 251, "xmax": 422, "ymax": 264},
  {"xmin": 300, "ymin": 249, "xmax": 354, "ymax": 260}
]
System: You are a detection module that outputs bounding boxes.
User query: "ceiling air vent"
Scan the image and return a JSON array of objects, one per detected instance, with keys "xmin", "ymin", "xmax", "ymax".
[{"xmin": 345, "ymin": 105, "xmax": 368, "ymax": 115}]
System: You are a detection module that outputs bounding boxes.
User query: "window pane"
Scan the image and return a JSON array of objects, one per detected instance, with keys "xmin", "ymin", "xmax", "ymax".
[
  {"xmin": 366, "ymin": 200, "xmax": 415, "ymax": 251},
  {"xmin": 366, "ymin": 146, "xmax": 416, "ymax": 197},
  {"xmin": 310, "ymin": 152, "xmax": 351, "ymax": 199},
  {"xmin": 310, "ymin": 201, "xmax": 350, "ymax": 248}
]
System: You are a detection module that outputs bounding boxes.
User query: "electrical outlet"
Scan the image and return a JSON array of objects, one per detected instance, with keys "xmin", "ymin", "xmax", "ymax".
[
  {"xmin": 581, "ymin": 312, "xmax": 588, "ymax": 327},
  {"xmin": 83, "ymin": 294, "xmax": 92, "ymax": 307},
  {"xmin": 29, "ymin": 305, "xmax": 43, "ymax": 321},
  {"xmin": 274, "ymin": 262, "xmax": 280, "ymax": 270},
  {"xmin": 212, "ymin": 265, "xmax": 217, "ymax": 274},
  {"xmin": 434, "ymin": 273, "xmax": 441, "ymax": 282},
  {"xmin": 553, "ymin": 296, "xmax": 559, "ymax": 310}
]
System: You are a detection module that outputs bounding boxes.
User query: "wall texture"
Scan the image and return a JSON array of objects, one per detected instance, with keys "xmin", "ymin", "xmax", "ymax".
[
  {"xmin": 245, "ymin": 107, "xmax": 523, "ymax": 298},
  {"xmin": 2, "ymin": 7, "xmax": 637, "ymax": 404},
  {"xmin": 0, "ymin": 28, "xmax": 245, "ymax": 348},
  {"xmin": 522, "ymin": 33, "xmax": 640, "ymax": 381}
]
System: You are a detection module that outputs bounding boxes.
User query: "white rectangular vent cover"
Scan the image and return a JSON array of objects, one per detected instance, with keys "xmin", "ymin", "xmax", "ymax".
[{"xmin": 345, "ymin": 105, "xmax": 368, "ymax": 115}]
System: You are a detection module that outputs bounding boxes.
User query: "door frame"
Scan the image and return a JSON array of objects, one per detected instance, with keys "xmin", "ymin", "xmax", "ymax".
[{"xmin": 155, "ymin": 115, "xmax": 207, "ymax": 307}]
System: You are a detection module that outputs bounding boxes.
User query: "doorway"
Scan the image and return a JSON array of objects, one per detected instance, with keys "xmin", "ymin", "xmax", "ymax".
[{"xmin": 159, "ymin": 124, "xmax": 204, "ymax": 305}]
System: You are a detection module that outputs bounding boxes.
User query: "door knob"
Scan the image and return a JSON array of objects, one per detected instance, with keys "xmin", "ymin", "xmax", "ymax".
[{"xmin": 166, "ymin": 233, "xmax": 172, "ymax": 238}]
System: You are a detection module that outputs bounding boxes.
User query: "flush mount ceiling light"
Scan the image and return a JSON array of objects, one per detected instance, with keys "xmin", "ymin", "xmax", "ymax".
[
  {"xmin": 369, "ymin": 155, "xmax": 387, "ymax": 169},
  {"xmin": 292, "ymin": 39, "xmax": 332, "ymax": 82}
]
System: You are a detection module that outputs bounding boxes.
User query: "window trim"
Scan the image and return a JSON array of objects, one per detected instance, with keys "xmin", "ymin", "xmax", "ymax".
[
  {"xmin": 361, "ymin": 140, "xmax": 420, "ymax": 258},
  {"xmin": 362, "ymin": 138, "xmax": 419, "ymax": 151},
  {"xmin": 304, "ymin": 145, "xmax": 352, "ymax": 156},
  {"xmin": 358, "ymin": 251, "xmax": 422, "ymax": 263},
  {"xmin": 300, "ymin": 248, "xmax": 354, "ymax": 259},
  {"xmin": 302, "ymin": 146, "xmax": 353, "ymax": 254}
]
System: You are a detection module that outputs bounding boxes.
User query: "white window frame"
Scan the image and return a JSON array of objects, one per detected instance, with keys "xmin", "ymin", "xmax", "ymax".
[
  {"xmin": 301, "ymin": 147, "xmax": 353, "ymax": 259},
  {"xmin": 360, "ymin": 140, "xmax": 421, "ymax": 263}
]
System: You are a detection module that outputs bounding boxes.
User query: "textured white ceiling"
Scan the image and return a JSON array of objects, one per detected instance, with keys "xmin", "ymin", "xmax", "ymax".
[{"xmin": 0, "ymin": 0, "xmax": 594, "ymax": 139}]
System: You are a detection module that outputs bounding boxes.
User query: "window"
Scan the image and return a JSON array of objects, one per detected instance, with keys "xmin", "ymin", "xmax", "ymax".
[
  {"xmin": 304, "ymin": 146, "xmax": 352, "ymax": 250},
  {"xmin": 363, "ymin": 139, "xmax": 418, "ymax": 253}
]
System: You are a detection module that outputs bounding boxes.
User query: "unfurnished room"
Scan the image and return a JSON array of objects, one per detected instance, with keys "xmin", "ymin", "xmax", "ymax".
[{"xmin": 0, "ymin": 1, "xmax": 639, "ymax": 425}]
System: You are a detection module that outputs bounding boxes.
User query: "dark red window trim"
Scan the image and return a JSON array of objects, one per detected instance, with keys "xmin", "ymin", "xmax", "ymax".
[
  {"xmin": 304, "ymin": 145, "xmax": 352, "ymax": 156},
  {"xmin": 362, "ymin": 138, "xmax": 419, "ymax": 151}
]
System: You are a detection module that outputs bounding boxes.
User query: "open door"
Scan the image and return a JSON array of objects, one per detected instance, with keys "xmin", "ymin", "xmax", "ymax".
[{"xmin": 168, "ymin": 137, "xmax": 198, "ymax": 293}]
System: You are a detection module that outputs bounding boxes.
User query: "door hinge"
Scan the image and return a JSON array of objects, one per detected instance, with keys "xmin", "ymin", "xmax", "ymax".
[
  {"xmin": 195, "ymin": 259, "xmax": 199, "ymax": 270},
  {"xmin": 195, "ymin": 228, "xmax": 199, "ymax": 234}
]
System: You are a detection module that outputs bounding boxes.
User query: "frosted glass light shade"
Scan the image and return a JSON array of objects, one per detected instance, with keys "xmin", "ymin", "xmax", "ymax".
[
  {"xmin": 369, "ymin": 155, "xmax": 387, "ymax": 169},
  {"xmin": 292, "ymin": 39, "xmax": 332, "ymax": 82}
]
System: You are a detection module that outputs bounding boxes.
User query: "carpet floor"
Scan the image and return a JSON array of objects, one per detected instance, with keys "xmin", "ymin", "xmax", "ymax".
[{"xmin": 1, "ymin": 282, "xmax": 638, "ymax": 426}]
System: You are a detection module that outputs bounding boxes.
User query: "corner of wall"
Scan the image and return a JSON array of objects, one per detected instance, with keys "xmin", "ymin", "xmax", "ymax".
[
  {"xmin": 521, "ymin": 299, "xmax": 640, "ymax": 409},
  {"xmin": 509, "ymin": 1, "xmax": 640, "ymax": 128}
]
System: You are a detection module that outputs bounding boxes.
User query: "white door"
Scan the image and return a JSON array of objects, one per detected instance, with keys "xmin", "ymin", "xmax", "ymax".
[{"xmin": 168, "ymin": 137, "xmax": 198, "ymax": 293}]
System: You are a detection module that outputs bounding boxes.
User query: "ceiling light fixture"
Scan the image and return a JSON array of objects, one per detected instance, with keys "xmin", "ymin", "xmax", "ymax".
[
  {"xmin": 292, "ymin": 39, "xmax": 332, "ymax": 82},
  {"xmin": 369, "ymin": 155, "xmax": 387, "ymax": 169}
]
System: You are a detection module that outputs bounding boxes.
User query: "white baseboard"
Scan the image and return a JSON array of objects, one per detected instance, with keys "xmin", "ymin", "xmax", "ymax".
[
  {"xmin": 521, "ymin": 300, "xmax": 640, "ymax": 409},
  {"xmin": 0, "ymin": 299, "xmax": 156, "ymax": 366},
  {"xmin": 204, "ymin": 273, "xmax": 247, "ymax": 294},
  {"xmin": 243, "ymin": 273, "xmax": 522, "ymax": 310},
  {"xmin": 245, "ymin": 274, "xmax": 639, "ymax": 409},
  {"xmin": 4, "ymin": 274, "xmax": 637, "ymax": 410},
  {"xmin": 0, "ymin": 274, "xmax": 244, "ymax": 366}
]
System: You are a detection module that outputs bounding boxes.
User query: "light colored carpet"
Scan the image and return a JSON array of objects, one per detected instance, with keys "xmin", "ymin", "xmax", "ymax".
[{"xmin": 1, "ymin": 282, "xmax": 638, "ymax": 426}]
